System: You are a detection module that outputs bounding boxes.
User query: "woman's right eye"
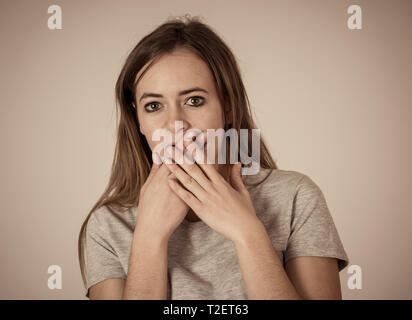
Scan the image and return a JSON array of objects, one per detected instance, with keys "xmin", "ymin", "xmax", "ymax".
[{"xmin": 144, "ymin": 102, "xmax": 161, "ymax": 113}]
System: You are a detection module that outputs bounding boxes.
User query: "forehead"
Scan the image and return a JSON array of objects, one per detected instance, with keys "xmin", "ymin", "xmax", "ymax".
[{"xmin": 135, "ymin": 49, "xmax": 216, "ymax": 99}]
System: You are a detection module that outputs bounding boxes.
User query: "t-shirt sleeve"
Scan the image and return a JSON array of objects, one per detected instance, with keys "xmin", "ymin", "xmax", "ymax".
[
  {"xmin": 284, "ymin": 174, "xmax": 349, "ymax": 272},
  {"xmin": 84, "ymin": 211, "xmax": 126, "ymax": 298}
]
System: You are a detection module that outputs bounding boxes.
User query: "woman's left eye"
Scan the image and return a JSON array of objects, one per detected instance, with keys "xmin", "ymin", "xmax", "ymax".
[{"xmin": 187, "ymin": 96, "xmax": 205, "ymax": 107}]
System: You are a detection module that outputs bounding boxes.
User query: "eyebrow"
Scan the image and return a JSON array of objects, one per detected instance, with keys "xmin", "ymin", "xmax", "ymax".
[{"xmin": 138, "ymin": 87, "xmax": 209, "ymax": 103}]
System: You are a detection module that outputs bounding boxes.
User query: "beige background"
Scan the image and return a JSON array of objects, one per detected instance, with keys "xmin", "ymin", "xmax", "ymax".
[{"xmin": 1, "ymin": 0, "xmax": 411, "ymax": 299}]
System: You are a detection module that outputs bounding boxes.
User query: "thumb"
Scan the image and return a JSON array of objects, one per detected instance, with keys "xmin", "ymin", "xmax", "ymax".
[{"xmin": 230, "ymin": 162, "xmax": 246, "ymax": 193}]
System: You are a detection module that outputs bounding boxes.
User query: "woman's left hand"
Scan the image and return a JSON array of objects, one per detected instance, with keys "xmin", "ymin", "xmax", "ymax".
[{"xmin": 163, "ymin": 146, "xmax": 264, "ymax": 244}]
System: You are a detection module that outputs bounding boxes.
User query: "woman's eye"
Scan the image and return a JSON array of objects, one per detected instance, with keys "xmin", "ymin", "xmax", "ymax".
[
  {"xmin": 187, "ymin": 96, "xmax": 205, "ymax": 107},
  {"xmin": 144, "ymin": 96, "xmax": 204, "ymax": 112},
  {"xmin": 144, "ymin": 102, "xmax": 161, "ymax": 113}
]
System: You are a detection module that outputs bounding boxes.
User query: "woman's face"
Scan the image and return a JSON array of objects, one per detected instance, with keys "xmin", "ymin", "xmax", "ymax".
[{"xmin": 135, "ymin": 48, "xmax": 228, "ymax": 165}]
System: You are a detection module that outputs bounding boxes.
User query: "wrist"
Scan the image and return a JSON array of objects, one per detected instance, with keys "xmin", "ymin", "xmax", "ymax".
[
  {"xmin": 133, "ymin": 221, "xmax": 169, "ymax": 250},
  {"xmin": 233, "ymin": 218, "xmax": 268, "ymax": 249}
]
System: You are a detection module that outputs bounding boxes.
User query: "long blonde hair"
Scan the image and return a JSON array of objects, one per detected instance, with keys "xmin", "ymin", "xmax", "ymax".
[{"xmin": 78, "ymin": 14, "xmax": 278, "ymax": 289}]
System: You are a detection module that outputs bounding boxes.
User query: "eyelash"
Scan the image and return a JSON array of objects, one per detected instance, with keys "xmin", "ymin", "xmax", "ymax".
[{"xmin": 144, "ymin": 96, "xmax": 205, "ymax": 113}]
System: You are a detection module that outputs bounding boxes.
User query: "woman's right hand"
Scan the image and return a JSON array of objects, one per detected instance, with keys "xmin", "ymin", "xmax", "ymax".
[{"xmin": 134, "ymin": 151, "xmax": 189, "ymax": 242}]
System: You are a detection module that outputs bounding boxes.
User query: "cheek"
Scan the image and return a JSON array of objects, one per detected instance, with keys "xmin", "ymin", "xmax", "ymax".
[
  {"xmin": 193, "ymin": 106, "xmax": 225, "ymax": 130},
  {"xmin": 138, "ymin": 118, "xmax": 156, "ymax": 147}
]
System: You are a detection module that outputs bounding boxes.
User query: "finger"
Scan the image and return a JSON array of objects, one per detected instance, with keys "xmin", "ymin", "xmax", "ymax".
[
  {"xmin": 167, "ymin": 176, "xmax": 203, "ymax": 213},
  {"xmin": 230, "ymin": 162, "xmax": 246, "ymax": 194},
  {"xmin": 191, "ymin": 141, "xmax": 224, "ymax": 183},
  {"xmin": 181, "ymin": 138, "xmax": 216, "ymax": 182},
  {"xmin": 171, "ymin": 145, "xmax": 213, "ymax": 191},
  {"xmin": 164, "ymin": 155, "xmax": 208, "ymax": 202}
]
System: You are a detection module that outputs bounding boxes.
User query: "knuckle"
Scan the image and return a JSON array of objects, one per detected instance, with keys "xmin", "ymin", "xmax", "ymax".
[
  {"xmin": 182, "ymin": 191, "xmax": 192, "ymax": 202},
  {"xmin": 214, "ymin": 173, "xmax": 226, "ymax": 183},
  {"xmin": 205, "ymin": 181, "xmax": 216, "ymax": 194},
  {"xmin": 186, "ymin": 164, "xmax": 196, "ymax": 173},
  {"xmin": 214, "ymin": 176, "xmax": 227, "ymax": 189},
  {"xmin": 183, "ymin": 175, "xmax": 193, "ymax": 185}
]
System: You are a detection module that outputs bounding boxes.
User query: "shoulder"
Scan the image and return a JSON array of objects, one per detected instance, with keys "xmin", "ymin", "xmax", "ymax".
[
  {"xmin": 86, "ymin": 205, "xmax": 136, "ymax": 236},
  {"xmin": 242, "ymin": 167, "xmax": 310, "ymax": 196},
  {"xmin": 242, "ymin": 167, "xmax": 326, "ymax": 220}
]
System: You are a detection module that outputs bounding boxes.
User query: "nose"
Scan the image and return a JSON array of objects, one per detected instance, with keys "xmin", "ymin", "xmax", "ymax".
[{"xmin": 166, "ymin": 107, "xmax": 190, "ymax": 145}]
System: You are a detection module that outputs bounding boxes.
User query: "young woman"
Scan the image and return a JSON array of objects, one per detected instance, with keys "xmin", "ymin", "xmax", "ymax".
[{"xmin": 78, "ymin": 15, "xmax": 349, "ymax": 300}]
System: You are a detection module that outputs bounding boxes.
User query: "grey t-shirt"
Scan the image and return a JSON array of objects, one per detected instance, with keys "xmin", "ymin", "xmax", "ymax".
[{"xmin": 84, "ymin": 168, "xmax": 349, "ymax": 299}]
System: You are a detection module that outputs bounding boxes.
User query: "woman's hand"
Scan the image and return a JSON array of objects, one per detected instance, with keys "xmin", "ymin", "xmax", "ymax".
[
  {"xmin": 135, "ymin": 152, "xmax": 189, "ymax": 242},
  {"xmin": 164, "ymin": 146, "xmax": 263, "ymax": 244}
]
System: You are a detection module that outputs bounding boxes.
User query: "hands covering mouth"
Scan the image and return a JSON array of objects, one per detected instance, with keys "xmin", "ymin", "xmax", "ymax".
[{"xmin": 153, "ymin": 132, "xmax": 209, "ymax": 165}]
